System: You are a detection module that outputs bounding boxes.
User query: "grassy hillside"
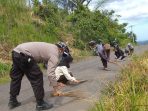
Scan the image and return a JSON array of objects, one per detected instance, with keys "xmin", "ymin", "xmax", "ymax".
[
  {"xmin": 90, "ymin": 52, "xmax": 148, "ymax": 111},
  {"xmin": 0, "ymin": 1, "xmax": 59, "ymax": 43},
  {"xmin": 0, "ymin": 0, "xmax": 60, "ymax": 59},
  {"xmin": 0, "ymin": 0, "xmax": 93, "ymax": 60},
  {"xmin": 0, "ymin": 0, "xmax": 134, "ymax": 56}
]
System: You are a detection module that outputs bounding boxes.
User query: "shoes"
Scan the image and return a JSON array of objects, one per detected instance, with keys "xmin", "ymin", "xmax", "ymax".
[
  {"xmin": 8, "ymin": 100, "xmax": 21, "ymax": 109},
  {"xmin": 36, "ymin": 100, "xmax": 53, "ymax": 111}
]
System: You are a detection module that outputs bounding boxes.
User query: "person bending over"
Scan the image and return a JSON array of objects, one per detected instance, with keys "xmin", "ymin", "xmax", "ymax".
[
  {"xmin": 8, "ymin": 42, "xmax": 68, "ymax": 110},
  {"xmin": 53, "ymin": 54, "xmax": 79, "ymax": 96},
  {"xmin": 89, "ymin": 41, "xmax": 113, "ymax": 71}
]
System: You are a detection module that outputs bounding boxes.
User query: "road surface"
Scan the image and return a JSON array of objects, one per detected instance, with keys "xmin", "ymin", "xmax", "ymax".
[{"xmin": 0, "ymin": 45, "xmax": 147, "ymax": 111}]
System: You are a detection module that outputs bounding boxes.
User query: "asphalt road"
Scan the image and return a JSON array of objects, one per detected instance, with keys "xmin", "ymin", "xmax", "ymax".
[{"xmin": 0, "ymin": 45, "xmax": 147, "ymax": 111}]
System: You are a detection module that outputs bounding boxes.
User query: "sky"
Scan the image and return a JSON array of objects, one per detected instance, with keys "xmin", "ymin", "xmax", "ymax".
[{"xmin": 89, "ymin": 0, "xmax": 148, "ymax": 41}]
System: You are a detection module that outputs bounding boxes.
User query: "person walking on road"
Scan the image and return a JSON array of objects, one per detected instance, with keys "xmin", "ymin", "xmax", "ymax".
[{"xmin": 8, "ymin": 42, "xmax": 67, "ymax": 110}]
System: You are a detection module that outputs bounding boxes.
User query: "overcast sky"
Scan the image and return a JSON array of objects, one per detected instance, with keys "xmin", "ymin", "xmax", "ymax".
[
  {"xmin": 105, "ymin": 0, "xmax": 148, "ymax": 41},
  {"xmin": 90, "ymin": 0, "xmax": 148, "ymax": 41}
]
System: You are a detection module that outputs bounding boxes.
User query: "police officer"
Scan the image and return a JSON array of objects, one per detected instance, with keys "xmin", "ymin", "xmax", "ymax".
[{"xmin": 8, "ymin": 42, "xmax": 67, "ymax": 110}]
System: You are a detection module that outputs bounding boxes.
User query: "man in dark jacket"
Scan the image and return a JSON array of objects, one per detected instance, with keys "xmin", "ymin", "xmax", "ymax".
[{"xmin": 114, "ymin": 44, "xmax": 126, "ymax": 60}]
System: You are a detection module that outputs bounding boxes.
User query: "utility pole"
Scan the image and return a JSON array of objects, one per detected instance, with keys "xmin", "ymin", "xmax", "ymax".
[
  {"xmin": 29, "ymin": 0, "xmax": 32, "ymax": 8},
  {"xmin": 129, "ymin": 25, "xmax": 135, "ymax": 43}
]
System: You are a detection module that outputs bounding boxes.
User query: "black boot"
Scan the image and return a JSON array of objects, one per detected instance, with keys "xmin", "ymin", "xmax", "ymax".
[
  {"xmin": 36, "ymin": 100, "xmax": 53, "ymax": 111},
  {"xmin": 8, "ymin": 96, "xmax": 21, "ymax": 109}
]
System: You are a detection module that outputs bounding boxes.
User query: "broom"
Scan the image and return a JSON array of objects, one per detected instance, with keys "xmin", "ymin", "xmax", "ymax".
[
  {"xmin": 51, "ymin": 89, "xmax": 87, "ymax": 99},
  {"xmin": 109, "ymin": 60, "xmax": 123, "ymax": 68}
]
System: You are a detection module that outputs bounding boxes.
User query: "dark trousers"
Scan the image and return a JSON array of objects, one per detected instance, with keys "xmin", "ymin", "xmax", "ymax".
[
  {"xmin": 99, "ymin": 54, "xmax": 107, "ymax": 68},
  {"xmin": 9, "ymin": 51, "xmax": 44, "ymax": 101},
  {"xmin": 99, "ymin": 52, "xmax": 108, "ymax": 68},
  {"xmin": 100, "ymin": 57, "xmax": 107, "ymax": 68},
  {"xmin": 129, "ymin": 48, "xmax": 134, "ymax": 55},
  {"xmin": 115, "ymin": 49, "xmax": 125, "ymax": 60}
]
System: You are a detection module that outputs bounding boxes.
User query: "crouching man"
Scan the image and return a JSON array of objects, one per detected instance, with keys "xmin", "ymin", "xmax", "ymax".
[{"xmin": 52, "ymin": 54, "xmax": 79, "ymax": 96}]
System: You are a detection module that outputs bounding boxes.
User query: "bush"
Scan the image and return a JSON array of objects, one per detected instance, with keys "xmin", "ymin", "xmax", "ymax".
[{"xmin": 73, "ymin": 39, "xmax": 86, "ymax": 50}]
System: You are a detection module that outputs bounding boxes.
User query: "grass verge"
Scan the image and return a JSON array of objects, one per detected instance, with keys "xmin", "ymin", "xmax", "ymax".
[
  {"xmin": 0, "ymin": 60, "xmax": 11, "ymax": 84},
  {"xmin": 90, "ymin": 51, "xmax": 148, "ymax": 111}
]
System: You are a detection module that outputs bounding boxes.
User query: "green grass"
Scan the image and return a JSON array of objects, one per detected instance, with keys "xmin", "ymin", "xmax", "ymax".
[
  {"xmin": 90, "ymin": 52, "xmax": 148, "ymax": 111},
  {"xmin": 0, "ymin": 0, "xmax": 59, "ymax": 49},
  {"xmin": 0, "ymin": 62, "xmax": 11, "ymax": 77},
  {"xmin": 0, "ymin": 75, "xmax": 10, "ymax": 84},
  {"xmin": 0, "ymin": 61, "xmax": 11, "ymax": 84}
]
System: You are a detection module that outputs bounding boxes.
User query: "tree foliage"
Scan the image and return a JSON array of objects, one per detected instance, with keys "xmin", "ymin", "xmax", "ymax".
[
  {"xmin": 0, "ymin": 0, "xmax": 136, "ymax": 50},
  {"xmin": 67, "ymin": 6, "xmax": 133, "ymax": 49}
]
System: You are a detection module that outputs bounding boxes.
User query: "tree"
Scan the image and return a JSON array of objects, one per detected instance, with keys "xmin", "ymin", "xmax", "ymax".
[
  {"xmin": 95, "ymin": 0, "xmax": 109, "ymax": 10},
  {"xmin": 31, "ymin": 0, "xmax": 40, "ymax": 7},
  {"xmin": 50, "ymin": 0, "xmax": 93, "ymax": 13}
]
